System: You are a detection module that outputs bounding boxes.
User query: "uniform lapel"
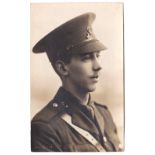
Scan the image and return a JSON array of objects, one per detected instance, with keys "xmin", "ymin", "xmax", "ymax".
[{"xmin": 92, "ymin": 103, "xmax": 105, "ymax": 136}]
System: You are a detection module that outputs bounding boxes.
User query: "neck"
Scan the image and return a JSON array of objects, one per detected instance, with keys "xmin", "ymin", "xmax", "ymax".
[{"xmin": 62, "ymin": 83, "xmax": 89, "ymax": 105}]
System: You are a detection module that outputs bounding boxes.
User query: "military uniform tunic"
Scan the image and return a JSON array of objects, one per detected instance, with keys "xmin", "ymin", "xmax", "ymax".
[{"xmin": 31, "ymin": 87, "xmax": 121, "ymax": 152}]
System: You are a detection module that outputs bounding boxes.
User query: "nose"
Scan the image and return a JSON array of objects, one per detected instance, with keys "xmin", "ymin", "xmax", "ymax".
[{"xmin": 93, "ymin": 58, "xmax": 102, "ymax": 71}]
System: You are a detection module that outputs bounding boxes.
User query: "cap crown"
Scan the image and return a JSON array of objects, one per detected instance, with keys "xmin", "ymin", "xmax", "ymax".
[{"xmin": 32, "ymin": 12, "xmax": 106, "ymax": 63}]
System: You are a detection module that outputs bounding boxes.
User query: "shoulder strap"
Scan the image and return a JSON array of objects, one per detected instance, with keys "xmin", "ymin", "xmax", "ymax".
[{"xmin": 61, "ymin": 113, "xmax": 106, "ymax": 152}]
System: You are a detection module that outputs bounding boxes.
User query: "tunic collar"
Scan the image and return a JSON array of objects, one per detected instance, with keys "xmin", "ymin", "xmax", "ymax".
[{"xmin": 52, "ymin": 87, "xmax": 100, "ymax": 137}]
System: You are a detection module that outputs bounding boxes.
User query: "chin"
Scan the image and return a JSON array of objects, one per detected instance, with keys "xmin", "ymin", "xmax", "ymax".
[
  {"xmin": 87, "ymin": 86, "xmax": 96, "ymax": 92},
  {"xmin": 78, "ymin": 84, "xmax": 96, "ymax": 93}
]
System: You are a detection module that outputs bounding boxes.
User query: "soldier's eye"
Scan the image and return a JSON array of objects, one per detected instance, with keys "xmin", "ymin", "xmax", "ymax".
[
  {"xmin": 81, "ymin": 54, "xmax": 91, "ymax": 61},
  {"xmin": 96, "ymin": 53, "xmax": 101, "ymax": 58}
]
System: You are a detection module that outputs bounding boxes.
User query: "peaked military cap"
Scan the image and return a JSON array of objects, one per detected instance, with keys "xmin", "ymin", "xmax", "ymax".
[{"xmin": 32, "ymin": 12, "xmax": 106, "ymax": 63}]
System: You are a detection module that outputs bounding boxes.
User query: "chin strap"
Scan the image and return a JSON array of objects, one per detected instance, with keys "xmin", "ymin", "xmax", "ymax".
[{"xmin": 61, "ymin": 113, "xmax": 106, "ymax": 152}]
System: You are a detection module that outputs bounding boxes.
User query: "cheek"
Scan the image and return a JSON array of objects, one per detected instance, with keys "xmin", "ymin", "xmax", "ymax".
[
  {"xmin": 69, "ymin": 63, "xmax": 90, "ymax": 79},
  {"xmin": 70, "ymin": 65, "xmax": 84, "ymax": 76}
]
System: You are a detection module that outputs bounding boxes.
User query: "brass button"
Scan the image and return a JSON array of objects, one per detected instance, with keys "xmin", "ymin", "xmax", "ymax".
[{"xmin": 53, "ymin": 103, "xmax": 58, "ymax": 108}]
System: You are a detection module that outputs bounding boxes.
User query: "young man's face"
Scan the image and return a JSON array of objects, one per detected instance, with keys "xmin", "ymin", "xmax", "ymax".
[{"xmin": 66, "ymin": 51, "xmax": 102, "ymax": 93}]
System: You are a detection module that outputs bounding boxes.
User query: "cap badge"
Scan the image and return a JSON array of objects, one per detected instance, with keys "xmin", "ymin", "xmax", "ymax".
[{"xmin": 86, "ymin": 27, "xmax": 93, "ymax": 40}]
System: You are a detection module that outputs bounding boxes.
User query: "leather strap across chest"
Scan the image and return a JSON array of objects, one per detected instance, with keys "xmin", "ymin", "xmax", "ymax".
[{"xmin": 61, "ymin": 113, "xmax": 106, "ymax": 152}]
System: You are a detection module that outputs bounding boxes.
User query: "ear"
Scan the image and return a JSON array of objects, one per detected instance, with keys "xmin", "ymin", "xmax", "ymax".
[{"xmin": 55, "ymin": 60, "xmax": 69, "ymax": 76}]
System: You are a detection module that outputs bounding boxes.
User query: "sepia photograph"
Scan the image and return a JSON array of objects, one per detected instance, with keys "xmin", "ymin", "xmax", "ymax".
[
  {"xmin": 2, "ymin": 0, "xmax": 155, "ymax": 155},
  {"xmin": 30, "ymin": 2, "xmax": 124, "ymax": 152}
]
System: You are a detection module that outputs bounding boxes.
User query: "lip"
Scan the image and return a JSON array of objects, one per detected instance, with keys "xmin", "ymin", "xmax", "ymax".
[
  {"xmin": 90, "ymin": 75, "xmax": 99, "ymax": 78},
  {"xmin": 91, "ymin": 75, "xmax": 98, "ymax": 78},
  {"xmin": 90, "ymin": 75, "xmax": 99, "ymax": 82}
]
